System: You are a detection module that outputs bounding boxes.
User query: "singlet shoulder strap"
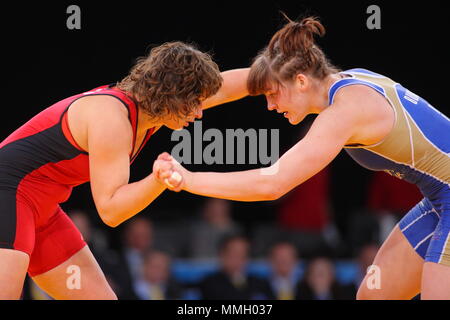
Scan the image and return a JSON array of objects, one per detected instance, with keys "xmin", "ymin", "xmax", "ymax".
[
  {"xmin": 90, "ymin": 85, "xmax": 140, "ymax": 155},
  {"xmin": 59, "ymin": 84, "xmax": 141, "ymax": 157},
  {"xmin": 130, "ymin": 127, "xmax": 156, "ymax": 163},
  {"xmin": 100, "ymin": 86, "xmax": 155, "ymax": 161},
  {"xmin": 328, "ymin": 70, "xmax": 387, "ymax": 106}
]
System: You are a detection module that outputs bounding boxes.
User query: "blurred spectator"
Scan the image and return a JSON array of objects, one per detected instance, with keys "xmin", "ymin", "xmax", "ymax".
[
  {"xmin": 117, "ymin": 216, "xmax": 154, "ymax": 299},
  {"xmin": 368, "ymin": 171, "xmax": 423, "ymax": 214},
  {"xmin": 134, "ymin": 250, "xmax": 183, "ymax": 300},
  {"xmin": 367, "ymin": 171, "xmax": 422, "ymax": 241},
  {"xmin": 70, "ymin": 209, "xmax": 109, "ymax": 259},
  {"xmin": 199, "ymin": 235, "xmax": 274, "ymax": 300},
  {"xmin": 268, "ymin": 242, "xmax": 301, "ymax": 300},
  {"xmin": 251, "ymin": 116, "xmax": 338, "ymax": 258},
  {"xmin": 251, "ymin": 166, "xmax": 340, "ymax": 259},
  {"xmin": 353, "ymin": 243, "xmax": 379, "ymax": 289},
  {"xmin": 188, "ymin": 198, "xmax": 242, "ymax": 259},
  {"xmin": 296, "ymin": 257, "xmax": 355, "ymax": 300},
  {"xmin": 346, "ymin": 208, "xmax": 380, "ymax": 255},
  {"xmin": 69, "ymin": 209, "xmax": 126, "ymax": 297},
  {"xmin": 278, "ymin": 167, "xmax": 331, "ymax": 232},
  {"xmin": 275, "ymin": 166, "xmax": 339, "ymax": 258}
]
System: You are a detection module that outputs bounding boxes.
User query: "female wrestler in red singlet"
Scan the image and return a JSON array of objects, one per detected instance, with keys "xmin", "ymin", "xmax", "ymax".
[{"xmin": 0, "ymin": 41, "xmax": 249, "ymax": 299}]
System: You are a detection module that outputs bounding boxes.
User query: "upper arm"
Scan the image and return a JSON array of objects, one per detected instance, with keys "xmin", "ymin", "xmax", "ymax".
[
  {"xmin": 85, "ymin": 96, "xmax": 133, "ymax": 213},
  {"xmin": 201, "ymin": 68, "xmax": 250, "ymax": 110}
]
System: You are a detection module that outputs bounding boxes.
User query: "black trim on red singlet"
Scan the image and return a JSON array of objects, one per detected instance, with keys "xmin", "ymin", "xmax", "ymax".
[
  {"xmin": 59, "ymin": 93, "xmax": 138, "ymax": 156},
  {"xmin": 0, "ymin": 88, "xmax": 148, "ymax": 247},
  {"xmin": 0, "ymin": 124, "xmax": 84, "ymax": 247},
  {"xmin": 104, "ymin": 85, "xmax": 146, "ymax": 159},
  {"xmin": 0, "ymin": 189, "xmax": 18, "ymax": 248},
  {"xmin": 131, "ymin": 128, "xmax": 152, "ymax": 163},
  {"xmin": 59, "ymin": 89, "xmax": 144, "ymax": 161}
]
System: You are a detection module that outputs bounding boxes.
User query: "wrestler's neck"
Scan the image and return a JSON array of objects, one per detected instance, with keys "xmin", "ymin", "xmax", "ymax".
[
  {"xmin": 307, "ymin": 73, "xmax": 345, "ymax": 114},
  {"xmin": 136, "ymin": 107, "xmax": 164, "ymax": 135}
]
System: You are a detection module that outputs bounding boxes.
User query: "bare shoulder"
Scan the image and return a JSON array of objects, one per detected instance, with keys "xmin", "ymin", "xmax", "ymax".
[
  {"xmin": 84, "ymin": 96, "xmax": 132, "ymax": 138},
  {"xmin": 74, "ymin": 95, "xmax": 129, "ymax": 120},
  {"xmin": 69, "ymin": 95, "xmax": 132, "ymax": 154},
  {"xmin": 331, "ymin": 84, "xmax": 392, "ymax": 118},
  {"xmin": 329, "ymin": 84, "xmax": 395, "ymax": 145}
]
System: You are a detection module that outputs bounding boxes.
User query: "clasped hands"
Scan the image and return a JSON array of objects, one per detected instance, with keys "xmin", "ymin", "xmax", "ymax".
[{"xmin": 152, "ymin": 152, "xmax": 189, "ymax": 192}]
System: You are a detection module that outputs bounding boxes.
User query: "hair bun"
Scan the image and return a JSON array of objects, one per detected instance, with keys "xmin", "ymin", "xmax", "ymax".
[{"xmin": 268, "ymin": 15, "xmax": 325, "ymax": 58}]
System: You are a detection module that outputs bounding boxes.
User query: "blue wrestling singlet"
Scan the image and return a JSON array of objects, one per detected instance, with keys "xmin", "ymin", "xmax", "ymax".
[{"xmin": 328, "ymin": 68, "xmax": 450, "ymax": 266}]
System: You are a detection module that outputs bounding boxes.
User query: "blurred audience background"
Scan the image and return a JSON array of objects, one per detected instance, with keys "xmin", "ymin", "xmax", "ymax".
[
  {"xmin": 267, "ymin": 242, "xmax": 301, "ymax": 300},
  {"xmin": 19, "ymin": 118, "xmax": 421, "ymax": 300},
  {"xmin": 21, "ymin": 167, "xmax": 419, "ymax": 300},
  {"xmin": 199, "ymin": 235, "xmax": 274, "ymax": 300},
  {"xmin": 6, "ymin": 0, "xmax": 443, "ymax": 302},
  {"xmin": 134, "ymin": 250, "xmax": 183, "ymax": 300}
]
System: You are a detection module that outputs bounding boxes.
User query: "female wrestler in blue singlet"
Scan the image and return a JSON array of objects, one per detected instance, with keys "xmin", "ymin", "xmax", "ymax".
[{"xmin": 154, "ymin": 17, "xmax": 450, "ymax": 299}]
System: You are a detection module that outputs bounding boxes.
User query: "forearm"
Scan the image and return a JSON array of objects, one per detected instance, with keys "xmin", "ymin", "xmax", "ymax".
[
  {"xmin": 202, "ymin": 68, "xmax": 250, "ymax": 110},
  {"xmin": 167, "ymin": 107, "xmax": 350, "ymax": 203},
  {"xmin": 184, "ymin": 168, "xmax": 278, "ymax": 201},
  {"xmin": 182, "ymin": 142, "xmax": 327, "ymax": 202},
  {"xmin": 99, "ymin": 173, "xmax": 166, "ymax": 227}
]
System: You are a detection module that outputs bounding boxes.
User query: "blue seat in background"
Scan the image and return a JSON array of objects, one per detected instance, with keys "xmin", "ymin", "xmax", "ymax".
[
  {"xmin": 171, "ymin": 260, "xmax": 219, "ymax": 284},
  {"xmin": 171, "ymin": 259, "xmax": 359, "ymax": 285},
  {"xmin": 335, "ymin": 261, "xmax": 359, "ymax": 285}
]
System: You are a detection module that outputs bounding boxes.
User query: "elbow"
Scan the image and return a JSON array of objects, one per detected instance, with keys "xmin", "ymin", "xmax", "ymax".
[
  {"xmin": 104, "ymin": 219, "xmax": 121, "ymax": 228},
  {"xmin": 266, "ymin": 187, "xmax": 285, "ymax": 201},
  {"xmin": 97, "ymin": 206, "xmax": 121, "ymax": 228},
  {"xmin": 100, "ymin": 213, "xmax": 120, "ymax": 228},
  {"xmin": 259, "ymin": 180, "xmax": 285, "ymax": 201}
]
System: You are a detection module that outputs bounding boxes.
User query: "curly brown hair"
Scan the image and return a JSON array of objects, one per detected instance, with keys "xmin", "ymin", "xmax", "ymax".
[{"xmin": 117, "ymin": 41, "xmax": 223, "ymax": 120}]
